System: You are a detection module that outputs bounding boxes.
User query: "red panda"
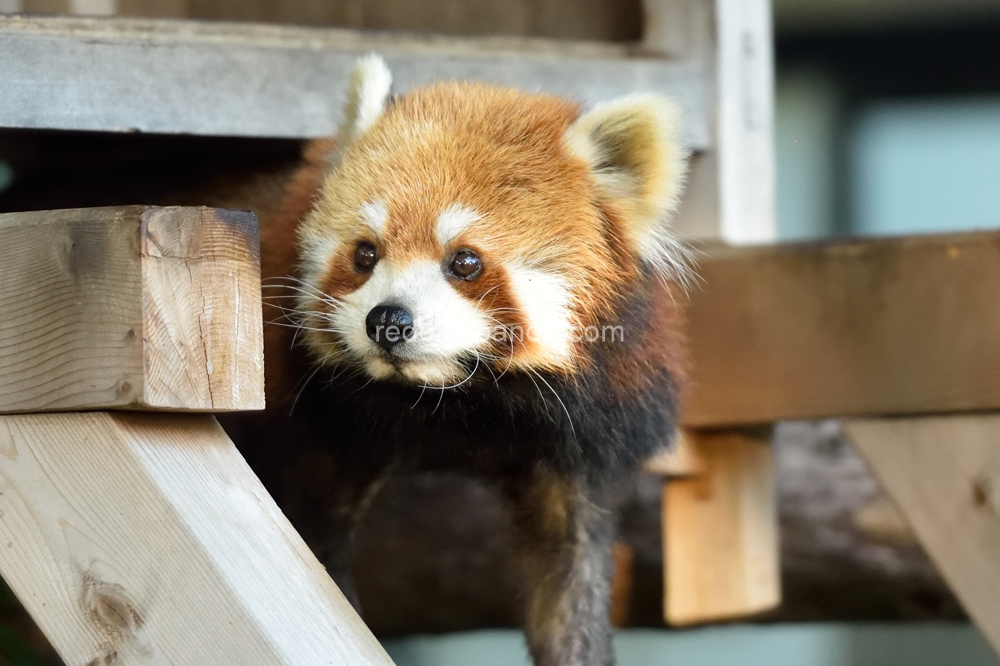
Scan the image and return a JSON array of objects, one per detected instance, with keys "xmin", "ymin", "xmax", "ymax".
[{"xmin": 235, "ymin": 54, "xmax": 689, "ymax": 666}]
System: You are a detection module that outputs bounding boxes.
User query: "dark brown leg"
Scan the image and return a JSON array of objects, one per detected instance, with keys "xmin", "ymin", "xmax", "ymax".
[{"xmin": 504, "ymin": 469, "xmax": 618, "ymax": 666}]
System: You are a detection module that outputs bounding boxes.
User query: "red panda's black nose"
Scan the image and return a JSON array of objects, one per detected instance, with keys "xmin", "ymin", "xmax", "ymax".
[{"xmin": 366, "ymin": 304, "xmax": 415, "ymax": 353}]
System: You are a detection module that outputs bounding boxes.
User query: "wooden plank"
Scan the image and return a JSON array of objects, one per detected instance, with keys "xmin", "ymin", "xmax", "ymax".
[
  {"xmin": 0, "ymin": 205, "xmax": 264, "ymax": 413},
  {"xmin": 844, "ymin": 415, "xmax": 1000, "ymax": 657},
  {"xmin": 117, "ymin": 0, "xmax": 642, "ymax": 41},
  {"xmin": 0, "ymin": 14, "xmax": 711, "ymax": 149},
  {"xmin": 644, "ymin": 430, "xmax": 707, "ymax": 477},
  {"xmin": 682, "ymin": 231, "xmax": 1000, "ymax": 427},
  {"xmin": 642, "ymin": 0, "xmax": 713, "ymax": 70},
  {"xmin": 664, "ymin": 428, "xmax": 780, "ymax": 625},
  {"xmin": 0, "ymin": 412, "xmax": 393, "ymax": 665},
  {"xmin": 714, "ymin": 0, "xmax": 776, "ymax": 243}
]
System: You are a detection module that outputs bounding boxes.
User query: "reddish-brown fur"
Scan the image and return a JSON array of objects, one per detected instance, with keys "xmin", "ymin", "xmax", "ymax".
[
  {"xmin": 297, "ymin": 83, "xmax": 685, "ymax": 380},
  {"xmin": 238, "ymin": 76, "xmax": 689, "ymax": 666}
]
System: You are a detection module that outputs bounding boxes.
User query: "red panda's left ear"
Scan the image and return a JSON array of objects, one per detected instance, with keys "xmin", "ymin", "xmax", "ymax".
[
  {"xmin": 331, "ymin": 54, "xmax": 393, "ymax": 165},
  {"xmin": 564, "ymin": 94, "xmax": 690, "ymax": 279}
]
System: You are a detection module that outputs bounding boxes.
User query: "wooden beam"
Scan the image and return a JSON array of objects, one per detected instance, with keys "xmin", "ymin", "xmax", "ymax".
[
  {"xmin": 663, "ymin": 428, "xmax": 780, "ymax": 625},
  {"xmin": 844, "ymin": 415, "xmax": 1000, "ymax": 657},
  {"xmin": 0, "ymin": 206, "xmax": 264, "ymax": 414},
  {"xmin": 0, "ymin": 14, "xmax": 711, "ymax": 149},
  {"xmin": 682, "ymin": 231, "xmax": 1000, "ymax": 427},
  {"xmin": 0, "ymin": 412, "xmax": 393, "ymax": 665}
]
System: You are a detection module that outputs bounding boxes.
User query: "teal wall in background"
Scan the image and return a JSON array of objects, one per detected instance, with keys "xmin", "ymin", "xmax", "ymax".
[
  {"xmin": 849, "ymin": 97, "xmax": 1000, "ymax": 236},
  {"xmin": 385, "ymin": 625, "xmax": 999, "ymax": 666},
  {"xmin": 775, "ymin": 78, "xmax": 1000, "ymax": 240},
  {"xmin": 775, "ymin": 69, "xmax": 841, "ymax": 240}
]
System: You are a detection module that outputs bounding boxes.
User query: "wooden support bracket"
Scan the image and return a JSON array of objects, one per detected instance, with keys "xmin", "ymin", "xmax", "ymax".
[
  {"xmin": 0, "ymin": 412, "xmax": 394, "ymax": 666},
  {"xmin": 845, "ymin": 415, "xmax": 1000, "ymax": 657},
  {"xmin": 662, "ymin": 428, "xmax": 780, "ymax": 625}
]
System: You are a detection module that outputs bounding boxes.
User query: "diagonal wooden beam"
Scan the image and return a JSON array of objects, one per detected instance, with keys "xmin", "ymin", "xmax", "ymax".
[
  {"xmin": 0, "ymin": 411, "xmax": 394, "ymax": 666},
  {"xmin": 845, "ymin": 415, "xmax": 1000, "ymax": 658}
]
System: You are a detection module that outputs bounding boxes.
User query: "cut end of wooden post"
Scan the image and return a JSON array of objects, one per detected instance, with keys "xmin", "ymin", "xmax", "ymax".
[{"xmin": 140, "ymin": 207, "xmax": 265, "ymax": 412}]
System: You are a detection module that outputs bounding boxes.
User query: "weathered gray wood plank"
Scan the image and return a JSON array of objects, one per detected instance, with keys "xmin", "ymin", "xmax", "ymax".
[{"xmin": 0, "ymin": 15, "xmax": 711, "ymax": 148}]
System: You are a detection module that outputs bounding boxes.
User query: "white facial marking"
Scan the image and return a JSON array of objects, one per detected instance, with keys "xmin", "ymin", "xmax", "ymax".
[
  {"xmin": 506, "ymin": 264, "xmax": 575, "ymax": 364},
  {"xmin": 333, "ymin": 259, "xmax": 492, "ymax": 383},
  {"xmin": 435, "ymin": 204, "xmax": 480, "ymax": 246},
  {"xmin": 297, "ymin": 228, "xmax": 341, "ymax": 297},
  {"xmin": 360, "ymin": 200, "xmax": 389, "ymax": 237}
]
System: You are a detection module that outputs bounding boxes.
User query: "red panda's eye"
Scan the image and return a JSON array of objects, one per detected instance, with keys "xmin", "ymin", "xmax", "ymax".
[
  {"xmin": 354, "ymin": 242, "xmax": 377, "ymax": 273},
  {"xmin": 448, "ymin": 250, "xmax": 482, "ymax": 280}
]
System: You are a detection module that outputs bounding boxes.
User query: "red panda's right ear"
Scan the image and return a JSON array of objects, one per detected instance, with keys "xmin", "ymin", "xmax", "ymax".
[
  {"xmin": 330, "ymin": 54, "xmax": 393, "ymax": 167},
  {"xmin": 564, "ymin": 95, "xmax": 691, "ymax": 283}
]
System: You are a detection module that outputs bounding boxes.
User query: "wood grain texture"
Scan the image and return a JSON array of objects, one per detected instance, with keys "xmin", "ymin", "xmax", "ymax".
[
  {"xmin": 664, "ymin": 428, "xmax": 780, "ymax": 625},
  {"xmin": 0, "ymin": 412, "xmax": 393, "ymax": 665},
  {"xmin": 682, "ymin": 231, "xmax": 1000, "ymax": 427},
  {"xmin": 0, "ymin": 206, "xmax": 264, "ymax": 413},
  {"xmin": 0, "ymin": 14, "xmax": 711, "ymax": 149},
  {"xmin": 844, "ymin": 415, "xmax": 1000, "ymax": 656}
]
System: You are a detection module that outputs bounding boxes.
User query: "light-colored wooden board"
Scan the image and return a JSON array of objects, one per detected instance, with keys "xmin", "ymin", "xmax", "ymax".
[
  {"xmin": 0, "ymin": 205, "xmax": 264, "ymax": 413},
  {"xmin": 664, "ymin": 428, "xmax": 780, "ymax": 625},
  {"xmin": 0, "ymin": 411, "xmax": 393, "ymax": 665},
  {"xmin": 0, "ymin": 14, "xmax": 711, "ymax": 149},
  {"xmin": 682, "ymin": 231, "xmax": 1000, "ymax": 427},
  {"xmin": 644, "ymin": 430, "xmax": 707, "ymax": 477},
  {"xmin": 714, "ymin": 0, "xmax": 776, "ymax": 243},
  {"xmin": 844, "ymin": 415, "xmax": 1000, "ymax": 657}
]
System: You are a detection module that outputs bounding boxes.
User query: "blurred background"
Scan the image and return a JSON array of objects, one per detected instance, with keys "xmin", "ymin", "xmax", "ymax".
[{"xmin": 1, "ymin": 1, "xmax": 1000, "ymax": 665}]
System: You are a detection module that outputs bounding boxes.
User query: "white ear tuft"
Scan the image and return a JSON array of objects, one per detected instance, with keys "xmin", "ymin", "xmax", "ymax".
[
  {"xmin": 564, "ymin": 94, "xmax": 692, "ymax": 284},
  {"xmin": 337, "ymin": 53, "xmax": 393, "ymax": 150}
]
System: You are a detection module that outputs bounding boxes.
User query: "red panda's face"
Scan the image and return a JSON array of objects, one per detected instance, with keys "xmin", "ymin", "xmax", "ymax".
[{"xmin": 295, "ymin": 56, "xmax": 688, "ymax": 387}]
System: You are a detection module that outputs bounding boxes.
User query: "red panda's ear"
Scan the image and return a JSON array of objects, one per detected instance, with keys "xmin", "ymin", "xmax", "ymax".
[
  {"xmin": 332, "ymin": 54, "xmax": 393, "ymax": 162},
  {"xmin": 564, "ymin": 94, "xmax": 690, "ymax": 279}
]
